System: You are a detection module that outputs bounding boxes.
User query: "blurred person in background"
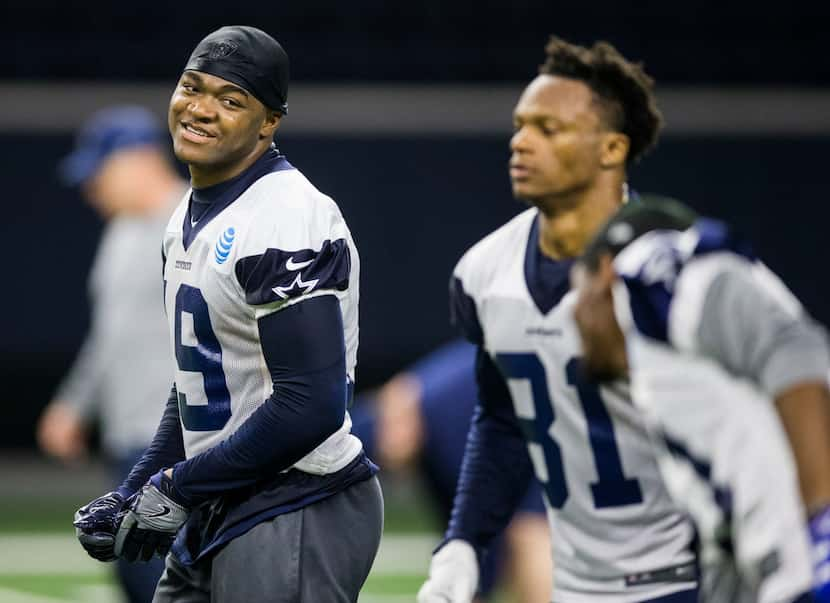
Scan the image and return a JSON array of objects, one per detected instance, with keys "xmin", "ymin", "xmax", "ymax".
[
  {"xmin": 36, "ymin": 105, "xmax": 186, "ymax": 603},
  {"xmin": 572, "ymin": 198, "xmax": 830, "ymax": 602},
  {"xmin": 351, "ymin": 338, "xmax": 552, "ymax": 602}
]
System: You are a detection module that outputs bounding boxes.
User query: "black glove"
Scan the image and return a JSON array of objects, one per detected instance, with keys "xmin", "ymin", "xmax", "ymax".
[{"xmin": 73, "ymin": 491, "xmax": 128, "ymax": 562}]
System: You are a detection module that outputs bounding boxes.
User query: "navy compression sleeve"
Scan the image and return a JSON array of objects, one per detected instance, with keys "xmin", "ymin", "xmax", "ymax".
[
  {"xmin": 169, "ymin": 294, "xmax": 347, "ymax": 506},
  {"xmin": 118, "ymin": 385, "xmax": 186, "ymax": 498},
  {"xmin": 443, "ymin": 347, "xmax": 533, "ymax": 555}
]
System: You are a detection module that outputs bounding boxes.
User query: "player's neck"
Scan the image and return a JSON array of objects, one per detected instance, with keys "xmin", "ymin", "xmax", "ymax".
[
  {"xmin": 536, "ymin": 180, "xmax": 624, "ymax": 261},
  {"xmin": 189, "ymin": 142, "xmax": 272, "ymax": 189}
]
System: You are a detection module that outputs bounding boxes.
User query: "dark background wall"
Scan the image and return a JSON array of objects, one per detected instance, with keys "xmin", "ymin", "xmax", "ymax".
[
  {"xmin": 2, "ymin": 1, "xmax": 828, "ymax": 447},
  {"xmin": 3, "ymin": 132, "xmax": 828, "ymax": 447},
  {"xmin": 2, "ymin": 1, "xmax": 829, "ymax": 83}
]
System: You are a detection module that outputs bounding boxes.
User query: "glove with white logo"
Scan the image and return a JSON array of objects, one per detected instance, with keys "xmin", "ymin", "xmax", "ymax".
[
  {"xmin": 114, "ymin": 470, "xmax": 189, "ymax": 562},
  {"xmin": 417, "ymin": 539, "xmax": 479, "ymax": 603},
  {"xmin": 810, "ymin": 505, "xmax": 830, "ymax": 602},
  {"xmin": 74, "ymin": 491, "xmax": 128, "ymax": 562}
]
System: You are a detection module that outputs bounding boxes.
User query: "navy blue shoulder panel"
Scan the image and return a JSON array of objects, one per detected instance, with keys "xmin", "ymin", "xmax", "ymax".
[
  {"xmin": 621, "ymin": 217, "xmax": 755, "ymax": 343},
  {"xmin": 621, "ymin": 275, "xmax": 674, "ymax": 342},
  {"xmin": 523, "ymin": 215, "xmax": 574, "ymax": 315},
  {"xmin": 693, "ymin": 217, "xmax": 755, "ymax": 261},
  {"xmin": 449, "ymin": 275, "xmax": 484, "ymax": 346},
  {"xmin": 235, "ymin": 238, "xmax": 351, "ymax": 305},
  {"xmin": 183, "ymin": 147, "xmax": 294, "ymax": 250}
]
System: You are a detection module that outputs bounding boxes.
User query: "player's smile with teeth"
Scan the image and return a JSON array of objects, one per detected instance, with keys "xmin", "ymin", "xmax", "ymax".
[{"xmin": 180, "ymin": 121, "xmax": 215, "ymax": 140}]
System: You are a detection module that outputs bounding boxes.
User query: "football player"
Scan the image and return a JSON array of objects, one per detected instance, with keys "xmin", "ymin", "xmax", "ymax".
[
  {"xmin": 418, "ymin": 37, "xmax": 699, "ymax": 602},
  {"xmin": 72, "ymin": 26, "xmax": 383, "ymax": 602},
  {"xmin": 571, "ymin": 198, "xmax": 830, "ymax": 601}
]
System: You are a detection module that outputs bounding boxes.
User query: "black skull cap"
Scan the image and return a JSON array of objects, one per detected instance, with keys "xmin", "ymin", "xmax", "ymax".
[{"xmin": 184, "ymin": 26, "xmax": 289, "ymax": 114}]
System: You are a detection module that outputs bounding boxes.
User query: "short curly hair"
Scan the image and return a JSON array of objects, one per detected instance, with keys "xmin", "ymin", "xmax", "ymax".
[{"xmin": 540, "ymin": 36, "xmax": 663, "ymax": 164}]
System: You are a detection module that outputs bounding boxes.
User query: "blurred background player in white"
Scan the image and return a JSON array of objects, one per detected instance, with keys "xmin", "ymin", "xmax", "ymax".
[
  {"xmin": 572, "ymin": 198, "xmax": 830, "ymax": 602},
  {"xmin": 350, "ymin": 338, "xmax": 552, "ymax": 602},
  {"xmin": 419, "ymin": 37, "xmax": 700, "ymax": 603},
  {"xmin": 36, "ymin": 105, "xmax": 185, "ymax": 603}
]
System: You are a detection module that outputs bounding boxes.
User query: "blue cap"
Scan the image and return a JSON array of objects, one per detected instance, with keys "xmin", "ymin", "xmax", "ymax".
[{"xmin": 59, "ymin": 106, "xmax": 165, "ymax": 187}]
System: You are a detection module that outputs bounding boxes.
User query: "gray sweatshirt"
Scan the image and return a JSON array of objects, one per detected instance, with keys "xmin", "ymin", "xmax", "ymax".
[{"xmin": 54, "ymin": 190, "xmax": 184, "ymax": 456}]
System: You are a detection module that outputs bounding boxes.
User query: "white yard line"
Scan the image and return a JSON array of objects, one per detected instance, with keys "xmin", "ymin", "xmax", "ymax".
[
  {"xmin": 359, "ymin": 595, "xmax": 417, "ymax": 603},
  {"xmin": 371, "ymin": 533, "xmax": 436, "ymax": 574},
  {"xmin": 0, "ymin": 535, "xmax": 109, "ymax": 575},
  {"xmin": 0, "ymin": 532, "xmax": 438, "ymax": 576},
  {"xmin": 0, "ymin": 587, "xmax": 70, "ymax": 603},
  {"xmin": 0, "ymin": 586, "xmax": 409, "ymax": 603},
  {"xmin": 74, "ymin": 584, "xmax": 124, "ymax": 603},
  {"xmin": 0, "ymin": 585, "xmax": 122, "ymax": 603}
]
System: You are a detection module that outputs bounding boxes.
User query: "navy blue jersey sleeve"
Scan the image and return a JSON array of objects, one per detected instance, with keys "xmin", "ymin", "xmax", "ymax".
[
  {"xmin": 449, "ymin": 276, "xmax": 484, "ymax": 345},
  {"xmin": 118, "ymin": 385, "xmax": 186, "ymax": 498},
  {"xmin": 234, "ymin": 239, "xmax": 350, "ymax": 305},
  {"xmin": 443, "ymin": 347, "xmax": 533, "ymax": 556},
  {"xmin": 169, "ymin": 295, "xmax": 347, "ymax": 506}
]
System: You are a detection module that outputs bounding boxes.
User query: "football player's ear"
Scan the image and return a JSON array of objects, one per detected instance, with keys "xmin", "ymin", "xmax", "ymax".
[
  {"xmin": 259, "ymin": 108, "xmax": 281, "ymax": 140},
  {"xmin": 600, "ymin": 132, "xmax": 629, "ymax": 168}
]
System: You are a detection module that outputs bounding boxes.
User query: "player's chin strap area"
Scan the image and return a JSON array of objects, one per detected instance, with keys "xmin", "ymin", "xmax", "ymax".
[{"xmin": 623, "ymin": 560, "xmax": 699, "ymax": 587}]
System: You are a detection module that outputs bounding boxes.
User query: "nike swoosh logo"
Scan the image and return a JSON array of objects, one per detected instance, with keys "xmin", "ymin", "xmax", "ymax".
[
  {"xmin": 286, "ymin": 257, "xmax": 313, "ymax": 271},
  {"xmin": 146, "ymin": 505, "xmax": 172, "ymax": 519}
]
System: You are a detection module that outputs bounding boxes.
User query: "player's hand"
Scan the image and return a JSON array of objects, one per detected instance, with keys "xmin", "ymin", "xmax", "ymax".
[
  {"xmin": 115, "ymin": 470, "xmax": 189, "ymax": 563},
  {"xmin": 810, "ymin": 505, "xmax": 830, "ymax": 601},
  {"xmin": 38, "ymin": 401, "xmax": 88, "ymax": 463},
  {"xmin": 417, "ymin": 539, "xmax": 479, "ymax": 603},
  {"xmin": 73, "ymin": 491, "xmax": 127, "ymax": 562}
]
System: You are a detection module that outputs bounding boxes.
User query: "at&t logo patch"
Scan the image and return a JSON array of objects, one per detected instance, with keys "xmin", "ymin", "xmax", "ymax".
[{"xmin": 215, "ymin": 227, "xmax": 236, "ymax": 264}]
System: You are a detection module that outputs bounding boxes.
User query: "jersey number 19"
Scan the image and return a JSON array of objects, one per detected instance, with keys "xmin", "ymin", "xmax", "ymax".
[{"xmin": 174, "ymin": 284, "xmax": 232, "ymax": 431}]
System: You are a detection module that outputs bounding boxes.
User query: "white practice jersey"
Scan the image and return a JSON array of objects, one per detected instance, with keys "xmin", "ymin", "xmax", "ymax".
[
  {"xmin": 613, "ymin": 222, "xmax": 816, "ymax": 602},
  {"xmin": 162, "ymin": 165, "xmax": 363, "ymax": 475},
  {"xmin": 452, "ymin": 209, "xmax": 697, "ymax": 602}
]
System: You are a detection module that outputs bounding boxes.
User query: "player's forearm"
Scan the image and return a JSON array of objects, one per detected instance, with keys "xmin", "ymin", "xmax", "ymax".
[
  {"xmin": 170, "ymin": 294, "xmax": 348, "ymax": 505},
  {"xmin": 444, "ymin": 349, "xmax": 534, "ymax": 554},
  {"xmin": 118, "ymin": 385, "xmax": 185, "ymax": 497},
  {"xmin": 444, "ymin": 407, "xmax": 533, "ymax": 553},
  {"xmin": 170, "ymin": 362, "xmax": 346, "ymax": 505},
  {"xmin": 774, "ymin": 382, "xmax": 830, "ymax": 514}
]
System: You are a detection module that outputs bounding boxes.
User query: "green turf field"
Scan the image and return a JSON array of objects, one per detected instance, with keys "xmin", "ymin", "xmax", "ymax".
[
  {"xmin": 0, "ymin": 479, "xmax": 446, "ymax": 602},
  {"xmin": 0, "ymin": 531, "xmax": 435, "ymax": 602}
]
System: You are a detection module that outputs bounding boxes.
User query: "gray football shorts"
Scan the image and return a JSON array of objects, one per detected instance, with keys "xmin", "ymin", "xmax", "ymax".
[{"xmin": 152, "ymin": 476, "xmax": 384, "ymax": 603}]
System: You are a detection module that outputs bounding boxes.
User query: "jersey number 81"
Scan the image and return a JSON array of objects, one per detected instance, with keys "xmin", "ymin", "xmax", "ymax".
[{"xmin": 496, "ymin": 353, "xmax": 643, "ymax": 510}]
